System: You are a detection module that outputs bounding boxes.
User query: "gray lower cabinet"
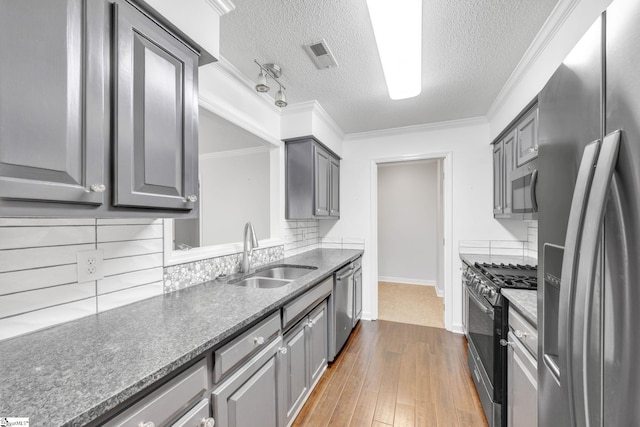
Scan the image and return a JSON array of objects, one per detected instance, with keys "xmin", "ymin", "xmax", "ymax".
[
  {"xmin": 283, "ymin": 300, "xmax": 328, "ymax": 426},
  {"xmin": 103, "ymin": 359, "xmax": 210, "ymax": 426},
  {"xmin": 212, "ymin": 336, "xmax": 285, "ymax": 427},
  {"xmin": 0, "ymin": 0, "xmax": 107, "ymax": 207},
  {"xmin": 285, "ymin": 137, "xmax": 340, "ymax": 220},
  {"xmin": 113, "ymin": 0, "xmax": 198, "ymax": 211},
  {"xmin": 506, "ymin": 308, "xmax": 538, "ymax": 427}
]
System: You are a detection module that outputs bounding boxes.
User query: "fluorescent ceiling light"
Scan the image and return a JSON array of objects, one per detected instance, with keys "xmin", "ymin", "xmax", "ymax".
[{"xmin": 366, "ymin": 0, "xmax": 422, "ymax": 100}]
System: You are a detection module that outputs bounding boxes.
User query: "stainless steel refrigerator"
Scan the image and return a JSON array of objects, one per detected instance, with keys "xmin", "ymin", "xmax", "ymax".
[{"xmin": 538, "ymin": 0, "xmax": 640, "ymax": 425}]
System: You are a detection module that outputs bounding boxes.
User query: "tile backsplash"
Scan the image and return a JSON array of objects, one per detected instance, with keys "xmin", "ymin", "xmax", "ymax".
[
  {"xmin": 163, "ymin": 245, "xmax": 284, "ymax": 293},
  {"xmin": 0, "ymin": 218, "xmax": 163, "ymax": 341},
  {"xmin": 283, "ymin": 220, "xmax": 320, "ymax": 257},
  {"xmin": 526, "ymin": 220, "xmax": 538, "ymax": 259}
]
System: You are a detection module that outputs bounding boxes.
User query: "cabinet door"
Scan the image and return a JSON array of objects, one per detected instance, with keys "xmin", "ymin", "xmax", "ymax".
[
  {"xmin": 0, "ymin": 0, "xmax": 106, "ymax": 206},
  {"xmin": 516, "ymin": 108, "xmax": 538, "ymax": 167},
  {"xmin": 213, "ymin": 337, "xmax": 283, "ymax": 427},
  {"xmin": 353, "ymin": 268, "xmax": 362, "ymax": 325},
  {"xmin": 308, "ymin": 301, "xmax": 328, "ymax": 386},
  {"xmin": 283, "ymin": 321, "xmax": 309, "ymax": 424},
  {"xmin": 329, "ymin": 157, "xmax": 340, "ymax": 217},
  {"xmin": 507, "ymin": 332, "xmax": 538, "ymax": 427},
  {"xmin": 313, "ymin": 145, "xmax": 330, "ymax": 216},
  {"xmin": 503, "ymin": 130, "xmax": 516, "ymax": 215},
  {"xmin": 493, "ymin": 141, "xmax": 504, "ymax": 215},
  {"xmin": 113, "ymin": 0, "xmax": 198, "ymax": 211}
]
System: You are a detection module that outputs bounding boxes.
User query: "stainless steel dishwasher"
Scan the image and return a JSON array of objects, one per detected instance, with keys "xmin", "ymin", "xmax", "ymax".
[{"xmin": 330, "ymin": 263, "xmax": 354, "ymax": 361}]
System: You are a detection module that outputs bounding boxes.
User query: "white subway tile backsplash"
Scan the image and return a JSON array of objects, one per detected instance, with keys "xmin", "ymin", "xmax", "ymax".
[
  {"xmin": 97, "ymin": 281, "xmax": 163, "ymax": 313},
  {"xmin": 97, "ymin": 224, "xmax": 162, "ymax": 242},
  {"xmin": 0, "ymin": 265, "xmax": 77, "ymax": 295},
  {"xmin": 98, "ymin": 267, "xmax": 163, "ymax": 295},
  {"xmin": 103, "ymin": 253, "xmax": 163, "ymax": 277},
  {"xmin": 98, "ymin": 239, "xmax": 163, "ymax": 259},
  {"xmin": 0, "ymin": 226, "xmax": 95, "ymax": 250},
  {"xmin": 0, "ymin": 243, "xmax": 94, "ymax": 273},
  {"xmin": 0, "ymin": 218, "xmax": 164, "ymax": 341},
  {"xmin": 0, "ymin": 218, "xmax": 95, "ymax": 227},
  {"xmin": 0, "ymin": 298, "xmax": 96, "ymax": 341},
  {"xmin": 0, "ymin": 282, "xmax": 96, "ymax": 318}
]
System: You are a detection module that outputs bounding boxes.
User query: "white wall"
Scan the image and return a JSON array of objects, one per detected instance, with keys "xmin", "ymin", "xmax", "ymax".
[
  {"xmin": 377, "ymin": 160, "xmax": 439, "ymax": 285},
  {"xmin": 200, "ymin": 150, "xmax": 271, "ymax": 245},
  {"xmin": 320, "ymin": 119, "xmax": 528, "ymax": 332}
]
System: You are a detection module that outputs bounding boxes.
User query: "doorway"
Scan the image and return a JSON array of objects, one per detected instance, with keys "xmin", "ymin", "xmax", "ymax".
[{"xmin": 375, "ymin": 158, "xmax": 446, "ymax": 328}]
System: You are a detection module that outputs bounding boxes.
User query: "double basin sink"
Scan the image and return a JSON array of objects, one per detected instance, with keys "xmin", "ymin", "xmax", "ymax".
[{"xmin": 228, "ymin": 264, "xmax": 317, "ymax": 289}]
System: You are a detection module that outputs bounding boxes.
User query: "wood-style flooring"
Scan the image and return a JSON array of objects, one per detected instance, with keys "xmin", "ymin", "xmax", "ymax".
[{"xmin": 293, "ymin": 320, "xmax": 488, "ymax": 427}]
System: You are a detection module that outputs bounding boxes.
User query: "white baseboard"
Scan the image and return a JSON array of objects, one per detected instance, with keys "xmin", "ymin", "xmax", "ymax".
[
  {"xmin": 378, "ymin": 276, "xmax": 437, "ymax": 287},
  {"xmin": 450, "ymin": 322, "xmax": 465, "ymax": 334},
  {"xmin": 435, "ymin": 287, "xmax": 444, "ymax": 297}
]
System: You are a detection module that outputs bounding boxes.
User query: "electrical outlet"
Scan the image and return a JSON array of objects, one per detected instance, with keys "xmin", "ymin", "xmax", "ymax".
[{"xmin": 77, "ymin": 249, "xmax": 104, "ymax": 283}]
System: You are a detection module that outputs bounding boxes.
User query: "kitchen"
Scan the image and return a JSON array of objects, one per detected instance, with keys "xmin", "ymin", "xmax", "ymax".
[{"xmin": 0, "ymin": 0, "xmax": 633, "ymax": 426}]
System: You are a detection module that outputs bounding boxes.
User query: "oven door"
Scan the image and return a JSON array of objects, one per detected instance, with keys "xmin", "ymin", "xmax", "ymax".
[{"xmin": 467, "ymin": 288, "xmax": 497, "ymax": 391}]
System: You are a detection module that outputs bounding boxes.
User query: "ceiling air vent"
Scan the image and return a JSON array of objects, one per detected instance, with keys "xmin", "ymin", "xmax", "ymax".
[{"xmin": 303, "ymin": 39, "xmax": 338, "ymax": 69}]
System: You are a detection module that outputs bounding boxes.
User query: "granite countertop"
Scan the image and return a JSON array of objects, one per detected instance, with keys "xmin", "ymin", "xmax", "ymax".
[
  {"xmin": 0, "ymin": 248, "xmax": 363, "ymax": 427},
  {"xmin": 502, "ymin": 289, "xmax": 538, "ymax": 327},
  {"xmin": 460, "ymin": 253, "xmax": 538, "ymax": 267}
]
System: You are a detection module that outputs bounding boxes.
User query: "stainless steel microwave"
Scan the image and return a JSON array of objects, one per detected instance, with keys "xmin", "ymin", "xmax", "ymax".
[{"xmin": 511, "ymin": 159, "xmax": 538, "ymax": 220}]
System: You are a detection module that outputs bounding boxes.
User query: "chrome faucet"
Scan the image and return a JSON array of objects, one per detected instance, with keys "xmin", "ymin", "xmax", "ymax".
[{"xmin": 241, "ymin": 222, "xmax": 259, "ymax": 273}]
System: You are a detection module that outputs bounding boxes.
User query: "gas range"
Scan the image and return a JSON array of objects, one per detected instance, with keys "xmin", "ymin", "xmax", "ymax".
[{"xmin": 473, "ymin": 262, "xmax": 538, "ymax": 290}]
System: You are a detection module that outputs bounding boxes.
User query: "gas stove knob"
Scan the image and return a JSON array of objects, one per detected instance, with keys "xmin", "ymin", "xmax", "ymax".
[{"xmin": 486, "ymin": 288, "xmax": 496, "ymax": 298}]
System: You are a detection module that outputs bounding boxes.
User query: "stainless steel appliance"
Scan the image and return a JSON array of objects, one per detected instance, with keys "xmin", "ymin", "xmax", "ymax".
[
  {"xmin": 511, "ymin": 159, "xmax": 538, "ymax": 220},
  {"xmin": 329, "ymin": 256, "xmax": 363, "ymax": 362},
  {"xmin": 538, "ymin": 1, "xmax": 640, "ymax": 425},
  {"xmin": 462, "ymin": 261, "xmax": 537, "ymax": 427}
]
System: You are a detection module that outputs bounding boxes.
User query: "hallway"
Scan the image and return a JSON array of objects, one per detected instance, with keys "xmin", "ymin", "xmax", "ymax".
[{"xmin": 378, "ymin": 282, "xmax": 444, "ymax": 329}]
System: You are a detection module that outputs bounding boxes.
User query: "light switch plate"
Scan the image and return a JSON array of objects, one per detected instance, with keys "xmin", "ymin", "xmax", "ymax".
[{"xmin": 77, "ymin": 249, "xmax": 104, "ymax": 283}]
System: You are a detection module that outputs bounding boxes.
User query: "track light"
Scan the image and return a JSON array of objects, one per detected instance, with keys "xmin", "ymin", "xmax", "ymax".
[{"xmin": 254, "ymin": 60, "xmax": 288, "ymax": 108}]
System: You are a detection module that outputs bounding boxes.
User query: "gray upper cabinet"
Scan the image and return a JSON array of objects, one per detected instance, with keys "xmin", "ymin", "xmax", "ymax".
[
  {"xmin": 515, "ymin": 108, "xmax": 539, "ymax": 167},
  {"xmin": 285, "ymin": 137, "xmax": 340, "ymax": 220},
  {"xmin": 113, "ymin": 0, "xmax": 198, "ymax": 211},
  {"xmin": 0, "ymin": 0, "xmax": 107, "ymax": 208},
  {"xmin": 493, "ymin": 141, "xmax": 504, "ymax": 216},
  {"xmin": 493, "ymin": 103, "xmax": 537, "ymax": 219},
  {"xmin": 0, "ymin": 0, "xmax": 210, "ymax": 217}
]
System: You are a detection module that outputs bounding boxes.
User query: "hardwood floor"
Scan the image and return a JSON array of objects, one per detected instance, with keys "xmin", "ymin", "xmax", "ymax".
[{"xmin": 292, "ymin": 320, "xmax": 488, "ymax": 427}]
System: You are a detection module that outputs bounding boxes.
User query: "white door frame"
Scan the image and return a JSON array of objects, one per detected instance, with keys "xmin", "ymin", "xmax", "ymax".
[{"xmin": 370, "ymin": 152, "xmax": 454, "ymax": 331}]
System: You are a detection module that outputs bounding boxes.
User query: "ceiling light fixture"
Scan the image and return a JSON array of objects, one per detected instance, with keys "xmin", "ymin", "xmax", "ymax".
[
  {"xmin": 254, "ymin": 60, "xmax": 288, "ymax": 108},
  {"xmin": 366, "ymin": 0, "xmax": 422, "ymax": 100}
]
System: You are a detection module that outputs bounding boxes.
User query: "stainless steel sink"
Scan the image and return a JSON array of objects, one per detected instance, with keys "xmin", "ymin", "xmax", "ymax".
[
  {"xmin": 254, "ymin": 265, "xmax": 317, "ymax": 281},
  {"xmin": 230, "ymin": 277, "xmax": 291, "ymax": 289}
]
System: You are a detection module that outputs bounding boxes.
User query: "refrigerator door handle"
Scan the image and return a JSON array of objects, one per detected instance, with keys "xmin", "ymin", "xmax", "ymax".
[
  {"xmin": 531, "ymin": 169, "xmax": 539, "ymax": 212},
  {"xmin": 556, "ymin": 140, "xmax": 601, "ymax": 425},
  {"xmin": 572, "ymin": 130, "xmax": 621, "ymax": 427}
]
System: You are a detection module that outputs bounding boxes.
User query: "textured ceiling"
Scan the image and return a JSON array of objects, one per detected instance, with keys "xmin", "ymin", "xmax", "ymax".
[{"xmin": 220, "ymin": 0, "xmax": 559, "ymax": 134}]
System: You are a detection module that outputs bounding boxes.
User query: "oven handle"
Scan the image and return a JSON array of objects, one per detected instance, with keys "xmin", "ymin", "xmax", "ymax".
[{"xmin": 468, "ymin": 290, "xmax": 494, "ymax": 318}]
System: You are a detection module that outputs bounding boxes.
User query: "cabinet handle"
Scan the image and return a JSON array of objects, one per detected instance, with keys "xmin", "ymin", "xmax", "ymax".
[
  {"xmin": 279, "ymin": 347, "xmax": 288, "ymax": 355},
  {"xmin": 186, "ymin": 194, "xmax": 198, "ymax": 202},
  {"xmin": 500, "ymin": 339, "xmax": 513, "ymax": 347},
  {"xmin": 200, "ymin": 417, "xmax": 215, "ymax": 427},
  {"xmin": 514, "ymin": 330, "xmax": 528, "ymax": 339},
  {"xmin": 90, "ymin": 183, "xmax": 106, "ymax": 193},
  {"xmin": 137, "ymin": 422, "xmax": 155, "ymax": 427},
  {"xmin": 253, "ymin": 336, "xmax": 265, "ymax": 345}
]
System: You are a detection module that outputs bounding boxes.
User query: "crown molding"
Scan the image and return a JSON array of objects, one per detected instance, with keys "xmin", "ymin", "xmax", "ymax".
[
  {"xmin": 485, "ymin": 0, "xmax": 582, "ymax": 120},
  {"xmin": 200, "ymin": 146, "xmax": 269, "ymax": 161},
  {"xmin": 203, "ymin": 0, "xmax": 236, "ymax": 15},
  {"xmin": 281, "ymin": 100, "xmax": 345, "ymax": 140},
  {"xmin": 344, "ymin": 116, "xmax": 488, "ymax": 141},
  {"xmin": 214, "ymin": 56, "xmax": 282, "ymax": 114}
]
